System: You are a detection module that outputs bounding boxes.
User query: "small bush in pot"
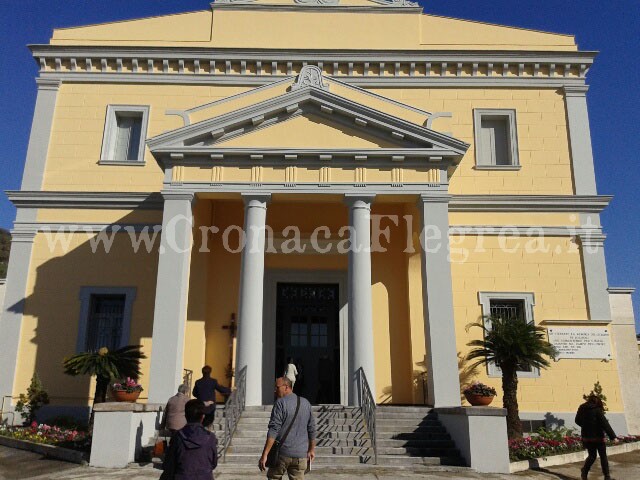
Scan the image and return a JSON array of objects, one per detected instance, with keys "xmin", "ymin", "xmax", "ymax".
[{"xmin": 463, "ymin": 382, "xmax": 497, "ymax": 406}]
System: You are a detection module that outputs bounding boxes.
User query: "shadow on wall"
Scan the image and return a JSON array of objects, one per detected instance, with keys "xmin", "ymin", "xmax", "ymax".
[{"xmin": 7, "ymin": 207, "xmax": 163, "ymax": 424}]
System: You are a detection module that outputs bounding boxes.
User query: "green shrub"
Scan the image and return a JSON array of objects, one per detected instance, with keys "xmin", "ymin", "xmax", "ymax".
[{"xmin": 15, "ymin": 373, "xmax": 50, "ymax": 424}]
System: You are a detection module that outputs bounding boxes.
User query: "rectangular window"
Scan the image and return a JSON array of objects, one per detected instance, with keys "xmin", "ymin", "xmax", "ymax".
[
  {"xmin": 100, "ymin": 105, "xmax": 149, "ymax": 164},
  {"xmin": 473, "ymin": 109, "xmax": 519, "ymax": 169},
  {"xmin": 76, "ymin": 287, "xmax": 136, "ymax": 353},
  {"xmin": 478, "ymin": 292, "xmax": 539, "ymax": 378},
  {"xmin": 85, "ymin": 295, "xmax": 126, "ymax": 352},
  {"xmin": 489, "ymin": 299, "xmax": 533, "ymax": 373}
]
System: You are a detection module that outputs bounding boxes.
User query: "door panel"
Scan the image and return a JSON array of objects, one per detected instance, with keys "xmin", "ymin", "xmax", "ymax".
[{"xmin": 275, "ymin": 283, "xmax": 340, "ymax": 404}]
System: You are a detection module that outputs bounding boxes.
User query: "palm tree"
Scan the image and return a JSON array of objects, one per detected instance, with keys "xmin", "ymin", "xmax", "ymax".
[
  {"xmin": 465, "ymin": 316, "xmax": 556, "ymax": 439},
  {"xmin": 63, "ymin": 345, "xmax": 146, "ymax": 409}
]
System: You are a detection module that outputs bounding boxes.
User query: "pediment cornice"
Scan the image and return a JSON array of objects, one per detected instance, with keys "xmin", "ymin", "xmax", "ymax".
[{"xmin": 147, "ymin": 74, "xmax": 469, "ymax": 167}]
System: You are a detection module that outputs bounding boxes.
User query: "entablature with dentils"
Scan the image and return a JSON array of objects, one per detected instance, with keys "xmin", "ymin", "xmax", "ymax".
[{"xmin": 30, "ymin": 45, "xmax": 596, "ymax": 88}]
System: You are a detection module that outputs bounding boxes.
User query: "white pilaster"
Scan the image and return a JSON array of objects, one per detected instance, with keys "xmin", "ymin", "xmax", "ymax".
[
  {"xmin": 563, "ymin": 86, "xmax": 597, "ymax": 195},
  {"xmin": 236, "ymin": 194, "xmax": 271, "ymax": 406},
  {"xmin": 345, "ymin": 194, "xmax": 376, "ymax": 405},
  {"xmin": 21, "ymin": 79, "xmax": 61, "ymax": 191},
  {"xmin": 418, "ymin": 194, "xmax": 461, "ymax": 408},
  {"xmin": 0, "ymin": 208, "xmax": 38, "ymax": 411},
  {"xmin": 148, "ymin": 193, "xmax": 195, "ymax": 404},
  {"xmin": 579, "ymin": 231, "xmax": 611, "ymax": 321}
]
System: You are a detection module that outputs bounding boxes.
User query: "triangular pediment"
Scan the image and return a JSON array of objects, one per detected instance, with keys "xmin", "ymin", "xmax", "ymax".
[
  {"xmin": 215, "ymin": 113, "xmax": 401, "ymax": 149},
  {"xmin": 147, "ymin": 66, "xmax": 469, "ymax": 164}
]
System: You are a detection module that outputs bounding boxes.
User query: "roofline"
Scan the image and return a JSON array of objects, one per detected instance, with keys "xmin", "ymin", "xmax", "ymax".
[{"xmin": 29, "ymin": 44, "xmax": 598, "ymax": 63}]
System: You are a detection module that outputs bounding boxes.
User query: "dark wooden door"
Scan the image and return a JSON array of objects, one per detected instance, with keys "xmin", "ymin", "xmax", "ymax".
[{"xmin": 275, "ymin": 283, "xmax": 340, "ymax": 404}]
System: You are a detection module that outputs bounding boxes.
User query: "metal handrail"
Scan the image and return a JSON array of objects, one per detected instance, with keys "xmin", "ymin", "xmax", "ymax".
[
  {"xmin": 356, "ymin": 367, "xmax": 377, "ymax": 465},
  {"xmin": 221, "ymin": 366, "xmax": 247, "ymax": 461}
]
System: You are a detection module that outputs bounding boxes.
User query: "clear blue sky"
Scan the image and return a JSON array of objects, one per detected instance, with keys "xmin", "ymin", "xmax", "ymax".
[{"xmin": 0, "ymin": 1, "xmax": 638, "ymax": 327}]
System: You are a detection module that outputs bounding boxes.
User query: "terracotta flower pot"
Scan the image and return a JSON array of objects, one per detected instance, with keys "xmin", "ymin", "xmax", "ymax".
[
  {"xmin": 111, "ymin": 389, "xmax": 141, "ymax": 402},
  {"xmin": 464, "ymin": 392, "xmax": 494, "ymax": 406}
]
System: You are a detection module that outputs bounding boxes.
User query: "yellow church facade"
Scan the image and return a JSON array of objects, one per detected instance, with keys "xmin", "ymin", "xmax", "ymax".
[{"xmin": 2, "ymin": 0, "xmax": 639, "ymax": 442}]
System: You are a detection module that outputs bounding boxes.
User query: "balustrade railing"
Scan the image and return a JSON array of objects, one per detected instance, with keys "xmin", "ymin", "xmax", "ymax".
[
  {"xmin": 221, "ymin": 366, "xmax": 247, "ymax": 461},
  {"xmin": 356, "ymin": 367, "xmax": 377, "ymax": 464}
]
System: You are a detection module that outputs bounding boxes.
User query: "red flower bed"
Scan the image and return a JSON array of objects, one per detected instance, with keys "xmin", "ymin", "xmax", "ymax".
[
  {"xmin": 0, "ymin": 422, "xmax": 91, "ymax": 452},
  {"xmin": 509, "ymin": 432, "xmax": 640, "ymax": 461}
]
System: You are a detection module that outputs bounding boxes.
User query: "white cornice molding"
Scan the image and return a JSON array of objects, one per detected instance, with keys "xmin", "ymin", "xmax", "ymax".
[
  {"xmin": 449, "ymin": 195, "xmax": 612, "ymax": 213},
  {"xmin": 30, "ymin": 45, "xmax": 595, "ymax": 87},
  {"xmin": 607, "ymin": 287, "xmax": 636, "ymax": 295},
  {"xmin": 211, "ymin": 2, "xmax": 423, "ymax": 13},
  {"xmin": 6, "ymin": 190, "xmax": 164, "ymax": 210}
]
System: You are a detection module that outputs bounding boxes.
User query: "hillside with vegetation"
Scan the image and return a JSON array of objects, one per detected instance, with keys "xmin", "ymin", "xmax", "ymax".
[{"xmin": 0, "ymin": 228, "xmax": 10, "ymax": 278}]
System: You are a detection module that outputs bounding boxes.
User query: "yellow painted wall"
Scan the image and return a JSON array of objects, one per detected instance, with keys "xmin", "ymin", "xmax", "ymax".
[
  {"xmin": 369, "ymin": 87, "xmax": 574, "ymax": 194},
  {"xmin": 43, "ymin": 83, "xmax": 253, "ymax": 191},
  {"xmin": 45, "ymin": 83, "xmax": 575, "ymax": 196},
  {"xmin": 449, "ymin": 235, "xmax": 623, "ymax": 412},
  {"xmin": 49, "ymin": 5, "xmax": 576, "ymax": 51},
  {"xmin": 14, "ymin": 231, "xmax": 159, "ymax": 403}
]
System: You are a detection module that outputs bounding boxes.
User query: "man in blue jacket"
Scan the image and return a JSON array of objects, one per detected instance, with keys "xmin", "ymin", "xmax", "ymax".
[
  {"xmin": 193, "ymin": 365, "xmax": 231, "ymax": 428},
  {"xmin": 161, "ymin": 399, "xmax": 218, "ymax": 480}
]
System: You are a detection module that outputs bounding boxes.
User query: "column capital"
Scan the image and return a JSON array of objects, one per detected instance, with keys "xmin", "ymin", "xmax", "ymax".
[
  {"xmin": 579, "ymin": 232, "xmax": 607, "ymax": 248},
  {"xmin": 161, "ymin": 191, "xmax": 195, "ymax": 203},
  {"xmin": 563, "ymin": 85, "xmax": 590, "ymax": 97},
  {"xmin": 344, "ymin": 193, "xmax": 376, "ymax": 209},
  {"xmin": 9, "ymin": 229, "xmax": 37, "ymax": 243},
  {"xmin": 35, "ymin": 78, "xmax": 61, "ymax": 91},
  {"xmin": 417, "ymin": 193, "xmax": 452, "ymax": 205},
  {"xmin": 241, "ymin": 193, "xmax": 271, "ymax": 208}
]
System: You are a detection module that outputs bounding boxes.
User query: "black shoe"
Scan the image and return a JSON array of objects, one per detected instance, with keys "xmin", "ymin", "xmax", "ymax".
[{"xmin": 580, "ymin": 467, "xmax": 588, "ymax": 480}]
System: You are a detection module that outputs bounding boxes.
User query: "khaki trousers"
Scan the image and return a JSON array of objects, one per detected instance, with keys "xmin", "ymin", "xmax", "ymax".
[{"xmin": 267, "ymin": 455, "xmax": 307, "ymax": 480}]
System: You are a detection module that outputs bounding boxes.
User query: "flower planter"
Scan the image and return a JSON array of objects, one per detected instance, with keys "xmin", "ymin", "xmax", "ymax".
[
  {"xmin": 464, "ymin": 392, "xmax": 495, "ymax": 406},
  {"xmin": 111, "ymin": 390, "xmax": 141, "ymax": 402}
]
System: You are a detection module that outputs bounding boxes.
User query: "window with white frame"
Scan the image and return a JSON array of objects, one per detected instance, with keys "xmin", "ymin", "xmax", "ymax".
[
  {"xmin": 76, "ymin": 287, "xmax": 136, "ymax": 352},
  {"xmin": 473, "ymin": 109, "xmax": 520, "ymax": 168},
  {"xmin": 100, "ymin": 106, "xmax": 149, "ymax": 163},
  {"xmin": 477, "ymin": 292, "xmax": 539, "ymax": 378}
]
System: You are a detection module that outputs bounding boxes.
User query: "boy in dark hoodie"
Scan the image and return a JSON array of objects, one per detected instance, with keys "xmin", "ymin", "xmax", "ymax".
[
  {"xmin": 575, "ymin": 394, "xmax": 618, "ymax": 480},
  {"xmin": 161, "ymin": 399, "xmax": 218, "ymax": 480}
]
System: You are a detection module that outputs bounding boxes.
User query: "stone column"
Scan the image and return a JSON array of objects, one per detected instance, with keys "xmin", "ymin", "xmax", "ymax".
[
  {"xmin": 579, "ymin": 231, "xmax": 611, "ymax": 321},
  {"xmin": 563, "ymin": 86, "xmax": 597, "ymax": 195},
  {"xmin": 418, "ymin": 194, "xmax": 461, "ymax": 408},
  {"xmin": 0, "ymin": 213, "xmax": 37, "ymax": 412},
  {"xmin": 236, "ymin": 194, "xmax": 271, "ymax": 406},
  {"xmin": 344, "ymin": 194, "xmax": 376, "ymax": 405},
  {"xmin": 148, "ymin": 192, "xmax": 195, "ymax": 404}
]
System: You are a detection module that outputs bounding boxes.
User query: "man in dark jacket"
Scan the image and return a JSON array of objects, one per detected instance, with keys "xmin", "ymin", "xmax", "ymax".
[
  {"xmin": 193, "ymin": 365, "xmax": 231, "ymax": 428},
  {"xmin": 161, "ymin": 399, "xmax": 218, "ymax": 480},
  {"xmin": 575, "ymin": 394, "xmax": 618, "ymax": 480}
]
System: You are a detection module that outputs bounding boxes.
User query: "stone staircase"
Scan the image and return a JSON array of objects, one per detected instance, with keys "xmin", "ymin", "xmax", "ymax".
[
  {"xmin": 375, "ymin": 406, "xmax": 465, "ymax": 467},
  {"xmin": 219, "ymin": 404, "xmax": 465, "ymax": 468}
]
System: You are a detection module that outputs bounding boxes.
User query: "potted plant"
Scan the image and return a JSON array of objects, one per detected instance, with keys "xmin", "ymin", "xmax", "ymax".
[
  {"xmin": 111, "ymin": 377, "xmax": 143, "ymax": 402},
  {"xmin": 463, "ymin": 382, "xmax": 497, "ymax": 406}
]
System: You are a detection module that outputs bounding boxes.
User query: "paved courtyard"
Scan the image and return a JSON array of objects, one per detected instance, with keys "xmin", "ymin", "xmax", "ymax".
[{"xmin": 0, "ymin": 445, "xmax": 636, "ymax": 480}]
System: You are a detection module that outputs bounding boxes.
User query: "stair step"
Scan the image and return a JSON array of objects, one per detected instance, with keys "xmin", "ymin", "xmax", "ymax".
[
  {"xmin": 375, "ymin": 455, "xmax": 466, "ymax": 466},
  {"xmin": 229, "ymin": 445, "xmax": 374, "ymax": 455},
  {"xmin": 377, "ymin": 424, "xmax": 446, "ymax": 433},
  {"xmin": 377, "ymin": 439, "xmax": 453, "ymax": 448},
  {"xmin": 224, "ymin": 453, "xmax": 362, "ymax": 465}
]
